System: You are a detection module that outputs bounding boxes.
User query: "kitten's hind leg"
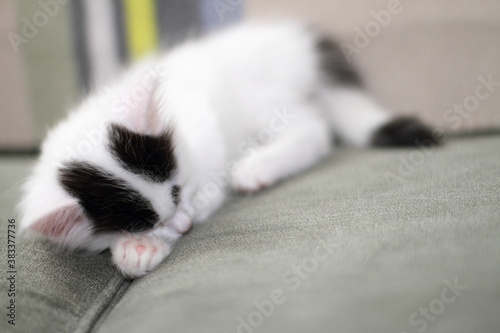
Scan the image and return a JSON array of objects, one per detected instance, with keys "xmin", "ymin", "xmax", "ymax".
[
  {"xmin": 231, "ymin": 108, "xmax": 331, "ymax": 193},
  {"xmin": 111, "ymin": 234, "xmax": 171, "ymax": 278}
]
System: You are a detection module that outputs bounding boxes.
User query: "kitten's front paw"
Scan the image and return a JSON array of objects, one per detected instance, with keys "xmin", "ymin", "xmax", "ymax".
[
  {"xmin": 111, "ymin": 235, "xmax": 170, "ymax": 278},
  {"xmin": 231, "ymin": 156, "xmax": 274, "ymax": 193},
  {"xmin": 170, "ymin": 209, "xmax": 192, "ymax": 234}
]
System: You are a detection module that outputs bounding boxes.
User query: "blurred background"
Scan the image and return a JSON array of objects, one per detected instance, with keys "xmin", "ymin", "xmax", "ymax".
[{"xmin": 1, "ymin": 0, "xmax": 499, "ymax": 151}]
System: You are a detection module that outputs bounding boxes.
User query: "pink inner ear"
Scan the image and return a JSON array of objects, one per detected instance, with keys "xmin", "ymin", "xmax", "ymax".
[
  {"xmin": 30, "ymin": 204, "xmax": 87, "ymax": 238},
  {"xmin": 121, "ymin": 74, "xmax": 164, "ymax": 136}
]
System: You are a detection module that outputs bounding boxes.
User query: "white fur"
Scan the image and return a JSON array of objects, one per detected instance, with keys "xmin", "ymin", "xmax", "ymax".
[
  {"xmin": 320, "ymin": 87, "xmax": 391, "ymax": 147},
  {"xmin": 19, "ymin": 21, "xmax": 394, "ymax": 277}
]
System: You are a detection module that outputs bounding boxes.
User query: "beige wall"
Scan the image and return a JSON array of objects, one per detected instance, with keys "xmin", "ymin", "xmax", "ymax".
[
  {"xmin": 247, "ymin": 0, "xmax": 500, "ymax": 132},
  {"xmin": 0, "ymin": 0, "xmax": 36, "ymax": 150}
]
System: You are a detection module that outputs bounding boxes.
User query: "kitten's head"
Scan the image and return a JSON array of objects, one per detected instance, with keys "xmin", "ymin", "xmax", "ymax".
[{"xmin": 19, "ymin": 74, "xmax": 187, "ymax": 251}]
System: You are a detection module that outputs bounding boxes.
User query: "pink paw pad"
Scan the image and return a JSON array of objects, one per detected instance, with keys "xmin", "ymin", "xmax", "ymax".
[
  {"xmin": 112, "ymin": 235, "xmax": 171, "ymax": 278},
  {"xmin": 136, "ymin": 244, "xmax": 146, "ymax": 255}
]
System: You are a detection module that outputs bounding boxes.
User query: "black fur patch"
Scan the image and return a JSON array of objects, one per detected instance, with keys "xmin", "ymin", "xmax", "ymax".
[
  {"xmin": 372, "ymin": 117, "xmax": 440, "ymax": 147},
  {"xmin": 59, "ymin": 161, "xmax": 159, "ymax": 233},
  {"xmin": 316, "ymin": 36, "xmax": 362, "ymax": 86},
  {"xmin": 108, "ymin": 124, "xmax": 176, "ymax": 183}
]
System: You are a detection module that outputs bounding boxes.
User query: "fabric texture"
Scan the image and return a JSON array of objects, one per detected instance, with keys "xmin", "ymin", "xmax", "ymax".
[
  {"xmin": 1, "ymin": 134, "xmax": 499, "ymax": 333},
  {"xmin": 247, "ymin": 0, "xmax": 500, "ymax": 133}
]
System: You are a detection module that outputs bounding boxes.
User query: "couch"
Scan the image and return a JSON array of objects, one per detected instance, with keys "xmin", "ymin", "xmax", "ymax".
[{"xmin": 1, "ymin": 133, "xmax": 499, "ymax": 333}]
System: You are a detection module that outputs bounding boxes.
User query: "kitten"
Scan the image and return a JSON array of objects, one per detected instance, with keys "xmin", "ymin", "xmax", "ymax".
[{"xmin": 19, "ymin": 21, "xmax": 438, "ymax": 278}]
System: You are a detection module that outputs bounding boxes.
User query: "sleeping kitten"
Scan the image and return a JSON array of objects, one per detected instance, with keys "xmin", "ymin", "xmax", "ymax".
[{"xmin": 19, "ymin": 22, "xmax": 437, "ymax": 278}]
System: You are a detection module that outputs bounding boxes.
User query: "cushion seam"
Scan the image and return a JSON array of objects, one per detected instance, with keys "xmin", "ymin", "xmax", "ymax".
[{"xmin": 71, "ymin": 272, "xmax": 130, "ymax": 333}]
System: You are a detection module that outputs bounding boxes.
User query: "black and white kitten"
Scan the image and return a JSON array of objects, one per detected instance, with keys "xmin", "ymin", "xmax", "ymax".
[{"xmin": 19, "ymin": 22, "xmax": 437, "ymax": 278}]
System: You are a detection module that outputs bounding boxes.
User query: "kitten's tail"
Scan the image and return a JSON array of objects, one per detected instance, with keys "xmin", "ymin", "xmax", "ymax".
[
  {"xmin": 319, "ymin": 87, "xmax": 441, "ymax": 148},
  {"xmin": 316, "ymin": 36, "xmax": 440, "ymax": 148}
]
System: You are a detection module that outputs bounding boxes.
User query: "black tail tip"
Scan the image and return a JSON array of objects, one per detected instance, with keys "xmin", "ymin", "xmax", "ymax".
[{"xmin": 371, "ymin": 117, "xmax": 443, "ymax": 147}]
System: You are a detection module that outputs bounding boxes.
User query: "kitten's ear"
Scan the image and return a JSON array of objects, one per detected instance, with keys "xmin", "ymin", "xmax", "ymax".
[
  {"xmin": 117, "ymin": 71, "xmax": 165, "ymax": 136},
  {"xmin": 27, "ymin": 201, "xmax": 93, "ymax": 249}
]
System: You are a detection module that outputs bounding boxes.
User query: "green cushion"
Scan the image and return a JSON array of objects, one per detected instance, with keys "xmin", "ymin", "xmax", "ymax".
[{"xmin": 1, "ymin": 134, "xmax": 499, "ymax": 333}]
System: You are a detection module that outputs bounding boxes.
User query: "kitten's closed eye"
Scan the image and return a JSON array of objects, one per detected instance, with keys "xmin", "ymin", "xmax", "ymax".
[{"xmin": 171, "ymin": 185, "xmax": 181, "ymax": 206}]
